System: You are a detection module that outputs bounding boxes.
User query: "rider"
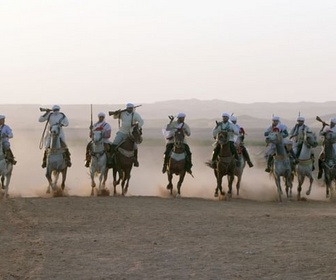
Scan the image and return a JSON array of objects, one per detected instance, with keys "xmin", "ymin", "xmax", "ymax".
[
  {"xmin": 0, "ymin": 115, "xmax": 17, "ymax": 165},
  {"xmin": 39, "ymin": 105, "xmax": 72, "ymax": 168},
  {"xmin": 230, "ymin": 115, "xmax": 253, "ymax": 168},
  {"xmin": 85, "ymin": 112, "xmax": 112, "ymax": 167},
  {"xmin": 110, "ymin": 103, "xmax": 144, "ymax": 167},
  {"xmin": 211, "ymin": 112, "xmax": 240, "ymax": 168},
  {"xmin": 317, "ymin": 117, "xmax": 336, "ymax": 179},
  {"xmin": 264, "ymin": 116, "xmax": 296, "ymax": 172},
  {"xmin": 289, "ymin": 116, "xmax": 315, "ymax": 170},
  {"xmin": 162, "ymin": 113, "xmax": 193, "ymax": 175}
]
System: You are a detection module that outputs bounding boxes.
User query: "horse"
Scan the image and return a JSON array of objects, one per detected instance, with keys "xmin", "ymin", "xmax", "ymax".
[
  {"xmin": 45, "ymin": 124, "xmax": 68, "ymax": 194},
  {"xmin": 166, "ymin": 129, "xmax": 187, "ymax": 197},
  {"xmin": 295, "ymin": 129, "xmax": 318, "ymax": 200},
  {"xmin": 112, "ymin": 123, "xmax": 142, "ymax": 196},
  {"xmin": 0, "ymin": 136, "xmax": 13, "ymax": 199},
  {"xmin": 322, "ymin": 131, "xmax": 336, "ymax": 199},
  {"xmin": 267, "ymin": 130, "xmax": 293, "ymax": 202},
  {"xmin": 206, "ymin": 130, "xmax": 236, "ymax": 199},
  {"xmin": 89, "ymin": 130, "xmax": 109, "ymax": 196}
]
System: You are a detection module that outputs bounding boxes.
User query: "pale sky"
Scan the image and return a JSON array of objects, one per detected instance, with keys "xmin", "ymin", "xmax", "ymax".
[{"xmin": 1, "ymin": 0, "xmax": 335, "ymax": 105}]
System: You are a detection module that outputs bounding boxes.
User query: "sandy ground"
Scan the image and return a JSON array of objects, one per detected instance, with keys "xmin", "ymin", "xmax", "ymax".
[
  {"xmin": 2, "ymin": 196, "xmax": 336, "ymax": 280},
  {"xmin": 1, "ymin": 141, "xmax": 336, "ymax": 279}
]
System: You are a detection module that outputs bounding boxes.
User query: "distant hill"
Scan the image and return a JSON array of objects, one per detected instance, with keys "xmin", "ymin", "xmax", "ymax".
[{"xmin": 1, "ymin": 100, "xmax": 335, "ymax": 130}]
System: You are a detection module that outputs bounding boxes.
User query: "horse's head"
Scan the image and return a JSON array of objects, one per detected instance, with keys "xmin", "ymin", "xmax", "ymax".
[
  {"xmin": 50, "ymin": 124, "xmax": 61, "ymax": 137},
  {"xmin": 92, "ymin": 129, "xmax": 104, "ymax": 144},
  {"xmin": 304, "ymin": 129, "xmax": 318, "ymax": 148},
  {"xmin": 129, "ymin": 123, "xmax": 143, "ymax": 144},
  {"xmin": 267, "ymin": 128, "xmax": 282, "ymax": 144},
  {"xmin": 217, "ymin": 130, "xmax": 229, "ymax": 145},
  {"xmin": 174, "ymin": 129, "xmax": 185, "ymax": 149}
]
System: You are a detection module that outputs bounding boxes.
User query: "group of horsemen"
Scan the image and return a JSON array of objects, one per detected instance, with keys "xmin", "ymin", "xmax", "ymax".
[{"xmin": 0, "ymin": 105, "xmax": 334, "ymax": 179}]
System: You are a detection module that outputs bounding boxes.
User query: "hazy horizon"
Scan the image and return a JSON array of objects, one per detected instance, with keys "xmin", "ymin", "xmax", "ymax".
[{"xmin": 1, "ymin": 1, "xmax": 335, "ymax": 104}]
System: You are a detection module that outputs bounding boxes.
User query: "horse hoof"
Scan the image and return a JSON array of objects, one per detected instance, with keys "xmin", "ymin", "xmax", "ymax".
[
  {"xmin": 214, "ymin": 192, "xmax": 218, "ymax": 197},
  {"xmin": 306, "ymin": 191, "xmax": 310, "ymax": 196}
]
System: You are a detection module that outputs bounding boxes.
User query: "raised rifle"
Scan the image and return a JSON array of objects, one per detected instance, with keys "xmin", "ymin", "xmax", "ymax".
[
  {"xmin": 108, "ymin": 105, "xmax": 142, "ymax": 116},
  {"xmin": 39, "ymin": 107, "xmax": 52, "ymax": 112},
  {"xmin": 316, "ymin": 116, "xmax": 329, "ymax": 127}
]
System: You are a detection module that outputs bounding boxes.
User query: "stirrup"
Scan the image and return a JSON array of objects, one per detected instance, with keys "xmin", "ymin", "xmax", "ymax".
[
  {"xmin": 85, "ymin": 161, "xmax": 90, "ymax": 168},
  {"xmin": 42, "ymin": 162, "xmax": 46, "ymax": 168},
  {"xmin": 134, "ymin": 160, "xmax": 139, "ymax": 167}
]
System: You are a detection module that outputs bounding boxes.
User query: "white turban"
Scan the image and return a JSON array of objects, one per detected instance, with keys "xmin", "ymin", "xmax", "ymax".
[
  {"xmin": 52, "ymin": 105, "xmax": 60, "ymax": 111},
  {"xmin": 222, "ymin": 112, "xmax": 230, "ymax": 118},
  {"xmin": 98, "ymin": 112, "xmax": 105, "ymax": 117},
  {"xmin": 177, "ymin": 112, "xmax": 186, "ymax": 118},
  {"xmin": 297, "ymin": 116, "xmax": 305, "ymax": 122},
  {"xmin": 0, "ymin": 115, "xmax": 5, "ymax": 120},
  {"xmin": 272, "ymin": 116, "xmax": 280, "ymax": 121},
  {"xmin": 230, "ymin": 116, "xmax": 237, "ymax": 122},
  {"xmin": 126, "ymin": 103, "xmax": 134, "ymax": 108}
]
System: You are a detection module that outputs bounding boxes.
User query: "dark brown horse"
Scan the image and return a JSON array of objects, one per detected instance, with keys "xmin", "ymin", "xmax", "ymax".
[
  {"xmin": 206, "ymin": 131, "xmax": 236, "ymax": 198},
  {"xmin": 166, "ymin": 129, "xmax": 187, "ymax": 197},
  {"xmin": 322, "ymin": 131, "xmax": 336, "ymax": 199},
  {"xmin": 112, "ymin": 123, "xmax": 142, "ymax": 196}
]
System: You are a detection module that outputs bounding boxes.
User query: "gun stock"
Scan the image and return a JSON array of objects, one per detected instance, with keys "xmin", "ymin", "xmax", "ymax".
[{"xmin": 316, "ymin": 116, "xmax": 329, "ymax": 126}]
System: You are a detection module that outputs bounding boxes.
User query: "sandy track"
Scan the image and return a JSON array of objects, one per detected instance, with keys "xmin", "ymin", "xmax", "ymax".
[{"xmin": 1, "ymin": 196, "xmax": 336, "ymax": 280}]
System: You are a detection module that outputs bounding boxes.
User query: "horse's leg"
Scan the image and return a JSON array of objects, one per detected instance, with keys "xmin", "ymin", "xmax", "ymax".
[
  {"xmin": 306, "ymin": 175, "xmax": 313, "ymax": 196},
  {"xmin": 216, "ymin": 173, "xmax": 225, "ymax": 197},
  {"xmin": 112, "ymin": 168, "xmax": 118, "ymax": 195},
  {"xmin": 166, "ymin": 172, "xmax": 173, "ymax": 193},
  {"xmin": 275, "ymin": 176, "xmax": 283, "ymax": 202},
  {"xmin": 102, "ymin": 168, "xmax": 109, "ymax": 188},
  {"xmin": 176, "ymin": 172, "xmax": 186, "ymax": 197},
  {"xmin": 1, "ymin": 176, "xmax": 4, "ymax": 189},
  {"xmin": 297, "ymin": 174, "xmax": 303, "ymax": 201},
  {"xmin": 97, "ymin": 172, "xmax": 103, "ymax": 195},
  {"xmin": 285, "ymin": 173, "xmax": 292, "ymax": 198},
  {"xmin": 61, "ymin": 168, "xmax": 67, "ymax": 191},
  {"xmin": 3, "ymin": 174, "xmax": 11, "ymax": 199},
  {"xmin": 213, "ymin": 170, "xmax": 219, "ymax": 197},
  {"xmin": 124, "ymin": 172, "xmax": 131, "ymax": 195},
  {"xmin": 45, "ymin": 170, "xmax": 53, "ymax": 193},
  {"xmin": 227, "ymin": 175, "xmax": 235, "ymax": 198}
]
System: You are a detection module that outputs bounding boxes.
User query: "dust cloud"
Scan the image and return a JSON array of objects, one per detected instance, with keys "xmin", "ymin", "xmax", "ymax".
[{"xmin": 5, "ymin": 127, "xmax": 329, "ymax": 202}]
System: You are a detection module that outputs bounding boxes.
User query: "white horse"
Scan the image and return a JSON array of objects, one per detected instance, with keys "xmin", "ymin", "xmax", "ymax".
[
  {"xmin": 45, "ymin": 124, "xmax": 68, "ymax": 194},
  {"xmin": 0, "ymin": 136, "xmax": 13, "ymax": 199},
  {"xmin": 90, "ymin": 130, "xmax": 108, "ymax": 196},
  {"xmin": 295, "ymin": 129, "xmax": 318, "ymax": 200},
  {"xmin": 267, "ymin": 129, "xmax": 293, "ymax": 202}
]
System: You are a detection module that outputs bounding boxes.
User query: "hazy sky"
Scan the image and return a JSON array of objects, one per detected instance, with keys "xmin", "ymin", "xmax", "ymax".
[{"xmin": 1, "ymin": 0, "xmax": 335, "ymax": 105}]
